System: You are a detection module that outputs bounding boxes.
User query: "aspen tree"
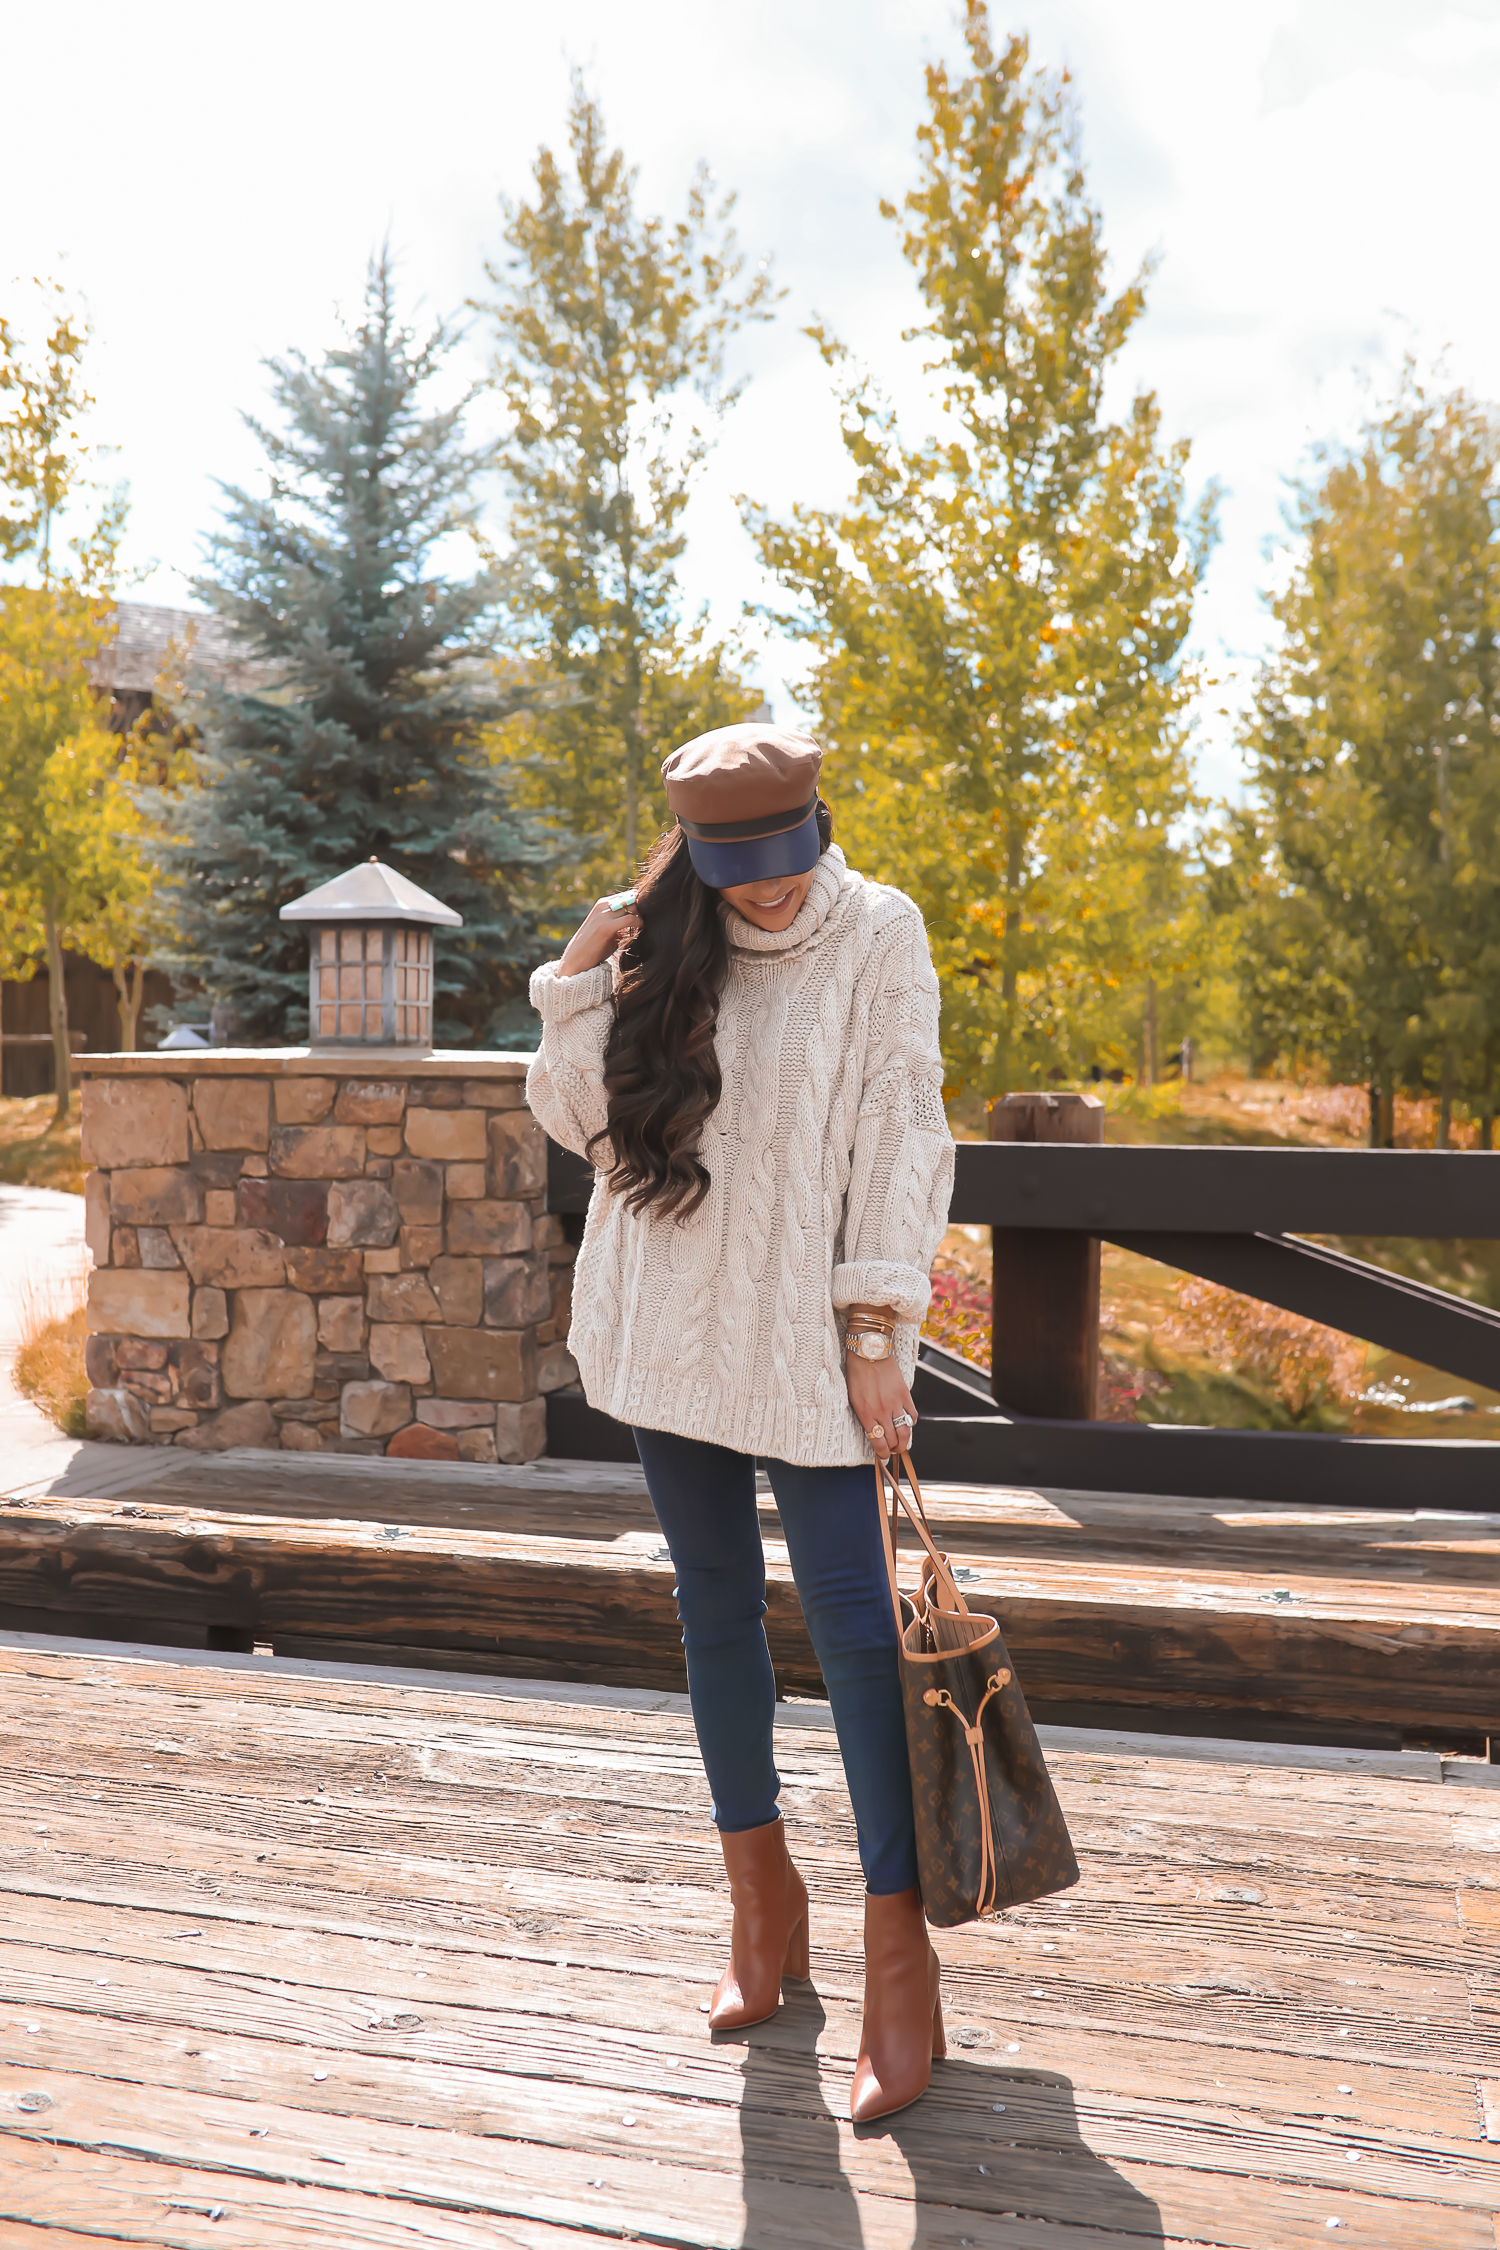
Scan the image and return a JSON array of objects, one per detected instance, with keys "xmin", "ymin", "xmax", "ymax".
[
  {"xmin": 480, "ymin": 77, "xmax": 779, "ymax": 901},
  {"xmin": 749, "ymin": 9, "xmax": 1212, "ymax": 1096}
]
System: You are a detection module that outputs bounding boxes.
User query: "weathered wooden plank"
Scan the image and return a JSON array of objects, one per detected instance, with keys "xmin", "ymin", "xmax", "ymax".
[
  {"xmin": 0, "ymin": 2140, "xmax": 1370, "ymax": 2250},
  {"xmin": 4, "ymin": 1497, "xmax": 1498, "ymax": 1732},
  {"xmin": 4, "ymin": 2046, "xmax": 1495, "ymax": 2250},
  {"xmin": 0, "ymin": 1886, "xmax": 1480, "ymax": 2133},
  {"xmin": 3, "ymin": 1764, "xmax": 1495, "ymax": 2083},
  {"xmin": 949, "ymin": 1136, "xmax": 1500, "ymax": 1238},
  {"xmin": 2, "ymin": 1923, "xmax": 1495, "ymax": 2212},
  {"xmin": 5, "ymin": 1712, "xmax": 1483, "ymax": 1882},
  {"xmin": 0, "ymin": 2141, "xmax": 635, "ymax": 2250},
  {"xmin": 4, "ymin": 1646, "xmax": 1496, "ymax": 2248},
  {"xmin": 36, "ymin": 1454, "xmax": 1500, "ymax": 1581}
]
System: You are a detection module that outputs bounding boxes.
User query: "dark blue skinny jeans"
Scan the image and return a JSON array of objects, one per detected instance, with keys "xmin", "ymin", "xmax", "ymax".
[{"xmin": 632, "ymin": 1426, "xmax": 919, "ymax": 1896}]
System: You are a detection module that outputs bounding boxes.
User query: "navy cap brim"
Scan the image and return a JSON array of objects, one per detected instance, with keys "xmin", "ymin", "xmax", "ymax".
[{"xmin": 684, "ymin": 808, "xmax": 821, "ymax": 889}]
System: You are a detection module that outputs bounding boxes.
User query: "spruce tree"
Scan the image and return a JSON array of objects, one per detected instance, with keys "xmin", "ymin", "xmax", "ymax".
[{"xmin": 161, "ymin": 254, "xmax": 565, "ymax": 1045}]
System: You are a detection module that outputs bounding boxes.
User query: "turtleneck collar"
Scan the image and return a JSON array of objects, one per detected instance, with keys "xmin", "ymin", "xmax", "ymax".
[{"xmin": 723, "ymin": 846, "xmax": 853, "ymax": 958}]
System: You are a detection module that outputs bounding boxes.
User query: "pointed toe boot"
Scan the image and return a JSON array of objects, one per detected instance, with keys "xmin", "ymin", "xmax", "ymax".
[
  {"xmin": 849, "ymin": 1885, "xmax": 944, "ymax": 2122},
  {"xmin": 707, "ymin": 1817, "xmax": 811, "ymax": 2032}
]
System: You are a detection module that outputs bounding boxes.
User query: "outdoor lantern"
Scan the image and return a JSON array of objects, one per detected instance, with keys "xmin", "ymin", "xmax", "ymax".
[{"xmin": 279, "ymin": 858, "xmax": 463, "ymax": 1051}]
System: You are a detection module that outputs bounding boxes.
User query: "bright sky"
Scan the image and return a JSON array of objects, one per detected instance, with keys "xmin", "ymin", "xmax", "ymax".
[{"xmin": 7, "ymin": 0, "xmax": 1500, "ymax": 796}]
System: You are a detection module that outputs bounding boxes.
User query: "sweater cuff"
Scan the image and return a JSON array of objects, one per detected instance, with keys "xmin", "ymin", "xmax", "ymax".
[
  {"xmin": 530, "ymin": 959, "xmax": 614, "ymax": 1022},
  {"xmin": 832, "ymin": 1260, "xmax": 931, "ymax": 1324}
]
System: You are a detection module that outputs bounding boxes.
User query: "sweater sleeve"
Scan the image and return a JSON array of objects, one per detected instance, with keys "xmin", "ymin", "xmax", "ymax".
[
  {"xmin": 832, "ymin": 904, "xmax": 955, "ymax": 1324},
  {"xmin": 524, "ymin": 959, "xmax": 616, "ymax": 1162}
]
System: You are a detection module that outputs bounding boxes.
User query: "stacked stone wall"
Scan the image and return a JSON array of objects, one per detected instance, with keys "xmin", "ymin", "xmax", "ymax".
[{"xmin": 79, "ymin": 1056, "xmax": 577, "ymax": 1461}]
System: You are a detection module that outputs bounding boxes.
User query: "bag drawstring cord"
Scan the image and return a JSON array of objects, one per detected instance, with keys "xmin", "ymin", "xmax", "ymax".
[{"xmin": 923, "ymin": 1672, "xmax": 1011, "ymax": 1918}]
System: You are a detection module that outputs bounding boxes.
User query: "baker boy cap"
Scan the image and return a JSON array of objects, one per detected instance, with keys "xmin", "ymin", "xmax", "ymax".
[{"xmin": 660, "ymin": 724, "xmax": 824, "ymax": 887}]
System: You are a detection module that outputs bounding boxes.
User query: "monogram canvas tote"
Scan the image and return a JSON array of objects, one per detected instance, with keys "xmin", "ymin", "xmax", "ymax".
[{"xmin": 876, "ymin": 1448, "xmax": 1080, "ymax": 1927}]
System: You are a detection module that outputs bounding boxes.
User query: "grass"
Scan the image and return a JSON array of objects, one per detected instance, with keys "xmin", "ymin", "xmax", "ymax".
[
  {"xmin": 14, "ymin": 1263, "xmax": 89, "ymax": 1437},
  {"xmin": 0, "ymin": 1094, "xmax": 84, "ymax": 1195}
]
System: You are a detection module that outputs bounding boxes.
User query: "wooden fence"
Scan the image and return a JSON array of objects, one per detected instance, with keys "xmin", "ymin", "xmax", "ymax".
[{"xmin": 545, "ymin": 1129, "xmax": 1500, "ymax": 1511}]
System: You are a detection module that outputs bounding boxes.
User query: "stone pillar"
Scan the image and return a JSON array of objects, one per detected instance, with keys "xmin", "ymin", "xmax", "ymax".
[{"xmin": 78, "ymin": 1050, "xmax": 576, "ymax": 1461}]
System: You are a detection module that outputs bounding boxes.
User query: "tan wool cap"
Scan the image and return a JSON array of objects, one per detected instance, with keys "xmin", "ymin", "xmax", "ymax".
[{"xmin": 660, "ymin": 724, "xmax": 823, "ymax": 842}]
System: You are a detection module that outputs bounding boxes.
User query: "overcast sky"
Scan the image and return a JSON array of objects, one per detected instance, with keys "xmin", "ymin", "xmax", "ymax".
[{"xmin": 6, "ymin": 0, "xmax": 1500, "ymax": 795}]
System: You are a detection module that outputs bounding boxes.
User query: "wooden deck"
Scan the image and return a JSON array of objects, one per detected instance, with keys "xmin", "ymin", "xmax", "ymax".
[
  {"xmin": 2, "ymin": 1638, "xmax": 1498, "ymax": 2247},
  {"xmin": 4, "ymin": 1451, "xmax": 1499, "ymax": 1745}
]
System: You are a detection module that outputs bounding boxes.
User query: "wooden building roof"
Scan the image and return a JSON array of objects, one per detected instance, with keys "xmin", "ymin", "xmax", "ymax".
[{"xmin": 89, "ymin": 600, "xmax": 271, "ymax": 699}]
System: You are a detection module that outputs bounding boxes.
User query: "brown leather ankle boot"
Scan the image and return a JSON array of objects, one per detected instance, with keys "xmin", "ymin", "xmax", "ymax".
[
  {"xmin": 849, "ymin": 1885, "xmax": 943, "ymax": 2121},
  {"xmin": 708, "ymin": 1817, "xmax": 810, "ymax": 2031}
]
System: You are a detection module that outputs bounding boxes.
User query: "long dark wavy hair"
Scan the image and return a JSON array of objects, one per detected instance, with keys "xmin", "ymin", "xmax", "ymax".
[{"xmin": 587, "ymin": 801, "xmax": 833, "ymax": 1219}]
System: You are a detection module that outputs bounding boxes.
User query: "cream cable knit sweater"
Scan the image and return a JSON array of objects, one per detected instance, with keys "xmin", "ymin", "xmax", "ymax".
[{"xmin": 526, "ymin": 848, "xmax": 955, "ymax": 1466}]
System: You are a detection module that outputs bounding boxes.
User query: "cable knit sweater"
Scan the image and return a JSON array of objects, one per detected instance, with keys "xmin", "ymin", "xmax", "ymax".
[{"xmin": 526, "ymin": 848, "xmax": 955, "ymax": 1466}]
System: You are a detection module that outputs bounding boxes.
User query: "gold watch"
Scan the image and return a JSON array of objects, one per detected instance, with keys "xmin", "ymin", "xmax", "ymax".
[{"xmin": 846, "ymin": 1329, "xmax": 895, "ymax": 1361}]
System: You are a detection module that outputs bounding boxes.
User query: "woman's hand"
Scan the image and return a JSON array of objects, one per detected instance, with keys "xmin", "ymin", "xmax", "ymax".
[
  {"xmin": 845, "ymin": 1349, "xmax": 918, "ymax": 1463},
  {"xmin": 558, "ymin": 895, "xmax": 643, "ymax": 979}
]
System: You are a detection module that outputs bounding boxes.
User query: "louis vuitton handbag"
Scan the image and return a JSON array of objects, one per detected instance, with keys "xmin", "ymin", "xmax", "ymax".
[{"xmin": 876, "ymin": 1446, "xmax": 1080, "ymax": 1927}]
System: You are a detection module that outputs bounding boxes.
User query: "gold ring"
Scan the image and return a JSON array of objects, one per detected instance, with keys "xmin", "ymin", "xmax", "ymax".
[{"xmin": 867, "ymin": 1422, "xmax": 885, "ymax": 1442}]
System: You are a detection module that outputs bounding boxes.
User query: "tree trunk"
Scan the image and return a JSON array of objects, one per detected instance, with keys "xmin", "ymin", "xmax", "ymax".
[
  {"xmin": 624, "ymin": 755, "xmax": 639, "ymax": 875},
  {"xmin": 1437, "ymin": 1050, "xmax": 1454, "ymax": 1151},
  {"xmin": 1141, "ymin": 978, "xmax": 1159, "ymax": 1090},
  {"xmin": 111, "ymin": 957, "xmax": 145, "ymax": 1053},
  {"xmin": 621, "ymin": 542, "xmax": 642, "ymax": 876},
  {"xmin": 1000, "ymin": 826, "xmax": 1023, "ymax": 1008},
  {"xmin": 1368, "ymin": 1073, "xmax": 1395, "ymax": 1149},
  {"xmin": 42, "ymin": 896, "xmax": 71, "ymax": 1124}
]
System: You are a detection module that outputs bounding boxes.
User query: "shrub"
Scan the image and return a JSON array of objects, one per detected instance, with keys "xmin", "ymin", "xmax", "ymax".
[
  {"xmin": 14, "ymin": 1264, "xmax": 88, "ymax": 1437},
  {"xmin": 1153, "ymin": 1276, "xmax": 1366, "ymax": 1431}
]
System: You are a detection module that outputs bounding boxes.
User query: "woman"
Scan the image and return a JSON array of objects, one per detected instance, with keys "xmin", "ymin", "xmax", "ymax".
[{"xmin": 527, "ymin": 723, "xmax": 955, "ymax": 2121}]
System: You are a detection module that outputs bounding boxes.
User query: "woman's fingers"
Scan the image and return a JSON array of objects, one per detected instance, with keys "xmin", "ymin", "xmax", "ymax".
[
  {"xmin": 558, "ymin": 896, "xmax": 641, "ymax": 977},
  {"xmin": 845, "ymin": 1355, "xmax": 914, "ymax": 1458},
  {"xmin": 598, "ymin": 898, "xmax": 641, "ymax": 954},
  {"xmin": 892, "ymin": 1376, "xmax": 917, "ymax": 1447}
]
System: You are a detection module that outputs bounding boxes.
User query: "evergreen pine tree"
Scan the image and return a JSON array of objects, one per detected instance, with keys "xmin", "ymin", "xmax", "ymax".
[{"xmin": 160, "ymin": 254, "xmax": 566, "ymax": 1044}]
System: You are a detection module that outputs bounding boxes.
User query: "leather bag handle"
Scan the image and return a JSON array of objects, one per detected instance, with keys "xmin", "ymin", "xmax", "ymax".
[{"xmin": 875, "ymin": 1445, "xmax": 971, "ymax": 1636}]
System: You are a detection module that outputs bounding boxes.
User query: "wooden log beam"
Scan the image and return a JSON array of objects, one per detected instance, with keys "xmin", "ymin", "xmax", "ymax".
[
  {"xmin": 1, "ymin": 1494, "xmax": 1497, "ymax": 1735},
  {"xmin": 910, "ymin": 1412, "xmax": 1500, "ymax": 1510},
  {"xmin": 949, "ymin": 1140, "xmax": 1500, "ymax": 1237},
  {"xmin": 988, "ymin": 1092, "xmax": 1104, "ymax": 1419},
  {"xmin": 1107, "ymin": 1228, "xmax": 1500, "ymax": 1393}
]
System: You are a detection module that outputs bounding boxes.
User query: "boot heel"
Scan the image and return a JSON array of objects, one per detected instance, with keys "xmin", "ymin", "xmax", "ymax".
[
  {"xmin": 930, "ymin": 1991, "xmax": 946, "ymax": 2060},
  {"xmin": 783, "ymin": 1911, "xmax": 810, "ymax": 1981}
]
